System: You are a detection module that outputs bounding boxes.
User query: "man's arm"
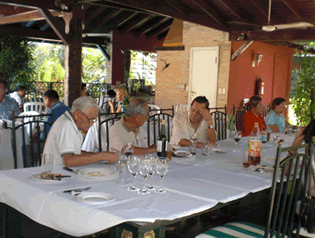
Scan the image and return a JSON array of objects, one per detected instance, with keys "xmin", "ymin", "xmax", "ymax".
[
  {"xmin": 199, "ymin": 108, "xmax": 216, "ymax": 143},
  {"xmin": 62, "ymin": 151, "xmax": 118, "ymax": 167},
  {"xmin": 124, "ymin": 145, "xmax": 157, "ymax": 155},
  {"xmin": 268, "ymin": 124, "xmax": 279, "ymax": 133}
]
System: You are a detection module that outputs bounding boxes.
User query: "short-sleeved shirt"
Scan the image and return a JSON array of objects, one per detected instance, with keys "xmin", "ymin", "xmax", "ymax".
[
  {"xmin": 170, "ymin": 111, "xmax": 208, "ymax": 145},
  {"xmin": 109, "ymin": 117, "xmax": 147, "ymax": 152},
  {"xmin": 9, "ymin": 91, "xmax": 23, "ymax": 108},
  {"xmin": 265, "ymin": 110, "xmax": 285, "ymax": 132},
  {"xmin": 39, "ymin": 101, "xmax": 70, "ymax": 141},
  {"xmin": 242, "ymin": 111, "xmax": 267, "ymax": 137},
  {"xmin": 43, "ymin": 111, "xmax": 83, "ymax": 166},
  {"xmin": 0, "ymin": 95, "xmax": 20, "ymax": 120}
]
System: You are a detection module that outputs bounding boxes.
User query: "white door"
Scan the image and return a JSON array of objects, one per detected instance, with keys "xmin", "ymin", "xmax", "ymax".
[{"xmin": 189, "ymin": 46, "xmax": 219, "ymax": 107}]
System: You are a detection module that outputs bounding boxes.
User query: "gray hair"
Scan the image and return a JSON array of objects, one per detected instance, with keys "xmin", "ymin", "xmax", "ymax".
[
  {"xmin": 70, "ymin": 96, "xmax": 98, "ymax": 114},
  {"xmin": 125, "ymin": 99, "xmax": 148, "ymax": 117}
]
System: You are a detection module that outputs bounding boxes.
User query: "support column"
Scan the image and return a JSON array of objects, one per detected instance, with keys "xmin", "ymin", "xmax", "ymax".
[
  {"xmin": 111, "ymin": 30, "xmax": 125, "ymax": 86},
  {"xmin": 63, "ymin": 8, "xmax": 85, "ymax": 107}
]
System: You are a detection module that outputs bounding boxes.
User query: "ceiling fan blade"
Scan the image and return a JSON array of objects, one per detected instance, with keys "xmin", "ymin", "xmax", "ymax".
[
  {"xmin": 227, "ymin": 21, "xmax": 261, "ymax": 27},
  {"xmin": 274, "ymin": 22, "xmax": 314, "ymax": 30}
]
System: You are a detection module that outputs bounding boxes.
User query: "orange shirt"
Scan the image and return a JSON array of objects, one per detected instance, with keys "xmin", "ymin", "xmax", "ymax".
[{"xmin": 242, "ymin": 111, "xmax": 267, "ymax": 137}]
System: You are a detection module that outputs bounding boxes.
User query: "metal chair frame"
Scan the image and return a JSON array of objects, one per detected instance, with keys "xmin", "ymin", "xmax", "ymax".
[
  {"xmin": 147, "ymin": 113, "xmax": 173, "ymax": 146},
  {"xmin": 98, "ymin": 113, "xmax": 121, "ymax": 152},
  {"xmin": 210, "ymin": 110, "xmax": 227, "ymax": 141}
]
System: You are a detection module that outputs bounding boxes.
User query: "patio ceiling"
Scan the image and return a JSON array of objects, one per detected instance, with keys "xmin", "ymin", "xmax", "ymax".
[{"xmin": 1, "ymin": 0, "xmax": 315, "ymax": 48}]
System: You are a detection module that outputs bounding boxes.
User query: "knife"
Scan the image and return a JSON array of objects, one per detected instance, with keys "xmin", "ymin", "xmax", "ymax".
[
  {"xmin": 63, "ymin": 167, "xmax": 79, "ymax": 174},
  {"xmin": 63, "ymin": 187, "xmax": 91, "ymax": 193}
]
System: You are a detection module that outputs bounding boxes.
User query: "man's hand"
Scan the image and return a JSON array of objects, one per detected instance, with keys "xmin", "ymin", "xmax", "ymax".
[
  {"xmin": 179, "ymin": 139, "xmax": 191, "ymax": 147},
  {"xmin": 148, "ymin": 145, "xmax": 157, "ymax": 153},
  {"xmin": 199, "ymin": 108, "xmax": 213, "ymax": 123},
  {"xmin": 196, "ymin": 142, "xmax": 204, "ymax": 148},
  {"xmin": 101, "ymin": 151, "xmax": 119, "ymax": 163}
]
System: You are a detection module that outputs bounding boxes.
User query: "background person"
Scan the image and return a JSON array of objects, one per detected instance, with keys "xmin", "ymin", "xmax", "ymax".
[
  {"xmin": 39, "ymin": 90, "xmax": 70, "ymax": 141},
  {"xmin": 0, "ymin": 80, "xmax": 20, "ymax": 120},
  {"xmin": 241, "ymin": 96, "xmax": 267, "ymax": 136},
  {"xmin": 265, "ymin": 97, "xmax": 291, "ymax": 133},
  {"xmin": 9, "ymin": 85, "xmax": 27, "ymax": 112},
  {"xmin": 109, "ymin": 99, "xmax": 157, "ymax": 154},
  {"xmin": 108, "ymin": 87, "xmax": 129, "ymax": 113},
  {"xmin": 170, "ymin": 96, "xmax": 216, "ymax": 147},
  {"xmin": 43, "ymin": 96, "xmax": 118, "ymax": 167}
]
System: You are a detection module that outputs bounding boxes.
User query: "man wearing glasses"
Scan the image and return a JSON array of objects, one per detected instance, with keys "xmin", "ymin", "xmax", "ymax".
[
  {"xmin": 109, "ymin": 99, "xmax": 157, "ymax": 155},
  {"xmin": 43, "ymin": 96, "xmax": 118, "ymax": 167}
]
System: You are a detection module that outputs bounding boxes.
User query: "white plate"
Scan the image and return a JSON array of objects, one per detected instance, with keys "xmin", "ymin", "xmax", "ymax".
[
  {"xmin": 76, "ymin": 192, "xmax": 115, "ymax": 205},
  {"xmin": 212, "ymin": 148, "xmax": 227, "ymax": 154},
  {"xmin": 174, "ymin": 150, "xmax": 192, "ymax": 158},
  {"xmin": 31, "ymin": 173, "xmax": 64, "ymax": 182},
  {"xmin": 78, "ymin": 168, "xmax": 117, "ymax": 181}
]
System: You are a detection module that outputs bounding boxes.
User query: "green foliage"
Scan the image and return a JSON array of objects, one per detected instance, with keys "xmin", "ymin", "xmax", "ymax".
[
  {"xmin": 291, "ymin": 42, "xmax": 315, "ymax": 125},
  {"xmin": 0, "ymin": 36, "xmax": 36, "ymax": 92}
]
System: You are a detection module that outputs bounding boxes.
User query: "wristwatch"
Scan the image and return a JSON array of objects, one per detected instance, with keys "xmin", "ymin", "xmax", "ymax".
[{"xmin": 208, "ymin": 124, "xmax": 214, "ymax": 129}]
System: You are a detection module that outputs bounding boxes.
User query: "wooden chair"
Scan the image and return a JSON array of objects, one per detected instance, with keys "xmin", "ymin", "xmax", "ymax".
[
  {"xmin": 11, "ymin": 113, "xmax": 53, "ymax": 169},
  {"xmin": 196, "ymin": 141, "xmax": 312, "ymax": 238},
  {"xmin": 147, "ymin": 113, "xmax": 173, "ymax": 146}
]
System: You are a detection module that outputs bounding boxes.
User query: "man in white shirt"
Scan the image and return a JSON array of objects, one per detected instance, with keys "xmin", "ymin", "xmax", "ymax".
[
  {"xmin": 9, "ymin": 86, "xmax": 27, "ymax": 112},
  {"xmin": 109, "ymin": 99, "xmax": 157, "ymax": 154},
  {"xmin": 170, "ymin": 96, "xmax": 216, "ymax": 147},
  {"xmin": 43, "ymin": 96, "xmax": 118, "ymax": 167}
]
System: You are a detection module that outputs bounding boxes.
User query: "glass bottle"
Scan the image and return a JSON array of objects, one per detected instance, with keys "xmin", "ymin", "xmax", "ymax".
[{"xmin": 157, "ymin": 120, "xmax": 167, "ymax": 157}]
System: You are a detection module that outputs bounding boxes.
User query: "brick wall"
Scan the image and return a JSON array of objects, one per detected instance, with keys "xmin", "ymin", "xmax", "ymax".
[{"xmin": 155, "ymin": 21, "xmax": 231, "ymax": 109}]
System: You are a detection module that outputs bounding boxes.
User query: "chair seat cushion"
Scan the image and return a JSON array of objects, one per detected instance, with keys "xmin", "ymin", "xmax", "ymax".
[{"xmin": 196, "ymin": 221, "xmax": 265, "ymax": 238}]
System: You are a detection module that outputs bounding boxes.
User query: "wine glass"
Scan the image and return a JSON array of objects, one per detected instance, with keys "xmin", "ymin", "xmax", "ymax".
[
  {"xmin": 190, "ymin": 132, "xmax": 198, "ymax": 155},
  {"xmin": 126, "ymin": 156, "xmax": 140, "ymax": 192},
  {"xmin": 138, "ymin": 157, "xmax": 150, "ymax": 195},
  {"xmin": 123, "ymin": 141, "xmax": 134, "ymax": 158},
  {"xmin": 155, "ymin": 157, "xmax": 169, "ymax": 194},
  {"xmin": 233, "ymin": 130, "xmax": 242, "ymax": 154},
  {"xmin": 146, "ymin": 155, "xmax": 157, "ymax": 191}
]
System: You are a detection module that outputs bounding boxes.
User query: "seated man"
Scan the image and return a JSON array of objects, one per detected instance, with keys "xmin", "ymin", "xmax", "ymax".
[
  {"xmin": 9, "ymin": 85, "xmax": 27, "ymax": 112},
  {"xmin": 170, "ymin": 96, "xmax": 216, "ymax": 147},
  {"xmin": 0, "ymin": 80, "xmax": 20, "ymax": 120},
  {"xmin": 109, "ymin": 99, "xmax": 157, "ymax": 154},
  {"xmin": 43, "ymin": 96, "xmax": 118, "ymax": 167},
  {"xmin": 39, "ymin": 90, "xmax": 70, "ymax": 141}
]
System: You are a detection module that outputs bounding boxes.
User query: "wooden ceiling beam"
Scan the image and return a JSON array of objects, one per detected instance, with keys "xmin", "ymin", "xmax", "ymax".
[
  {"xmin": 0, "ymin": 9, "xmax": 62, "ymax": 25},
  {"xmin": 230, "ymin": 29, "xmax": 315, "ymax": 41},
  {"xmin": 84, "ymin": 6, "xmax": 106, "ymax": 26},
  {"xmin": 118, "ymin": 13, "xmax": 151, "ymax": 32},
  {"xmin": 38, "ymin": 8, "xmax": 69, "ymax": 45},
  {"xmin": 0, "ymin": 0, "xmax": 56, "ymax": 9},
  {"xmin": 134, "ymin": 16, "xmax": 167, "ymax": 37},
  {"xmin": 146, "ymin": 18, "xmax": 173, "ymax": 38},
  {"xmin": 85, "ymin": 8, "xmax": 122, "ymax": 32},
  {"xmin": 0, "ymin": 4, "xmax": 33, "ymax": 16},
  {"xmin": 217, "ymin": 0, "xmax": 243, "ymax": 21},
  {"xmin": 164, "ymin": 0, "xmax": 187, "ymax": 16},
  {"xmin": 157, "ymin": 29, "xmax": 168, "ymax": 40},
  {"xmin": 248, "ymin": 0, "xmax": 268, "ymax": 19},
  {"xmin": 280, "ymin": 0, "xmax": 304, "ymax": 21}
]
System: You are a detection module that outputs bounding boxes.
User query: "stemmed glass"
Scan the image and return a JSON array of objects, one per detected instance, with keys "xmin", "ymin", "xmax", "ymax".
[
  {"xmin": 138, "ymin": 157, "xmax": 150, "ymax": 195},
  {"xmin": 155, "ymin": 157, "xmax": 169, "ymax": 194},
  {"xmin": 146, "ymin": 155, "xmax": 158, "ymax": 191},
  {"xmin": 190, "ymin": 132, "xmax": 198, "ymax": 155},
  {"xmin": 126, "ymin": 156, "xmax": 140, "ymax": 192},
  {"xmin": 123, "ymin": 141, "xmax": 134, "ymax": 158},
  {"xmin": 233, "ymin": 130, "xmax": 242, "ymax": 154}
]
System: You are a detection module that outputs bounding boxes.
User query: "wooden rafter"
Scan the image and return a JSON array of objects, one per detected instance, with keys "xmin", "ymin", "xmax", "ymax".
[
  {"xmin": 217, "ymin": 0, "xmax": 243, "ymax": 21},
  {"xmin": 280, "ymin": 0, "xmax": 304, "ymax": 21},
  {"xmin": 163, "ymin": 0, "xmax": 186, "ymax": 16},
  {"xmin": 146, "ymin": 18, "xmax": 173, "ymax": 38},
  {"xmin": 86, "ymin": 8, "xmax": 122, "ymax": 32},
  {"xmin": 118, "ymin": 14, "xmax": 151, "ymax": 32},
  {"xmin": 134, "ymin": 16, "xmax": 167, "ymax": 36},
  {"xmin": 248, "ymin": 0, "xmax": 268, "ymax": 19},
  {"xmin": 38, "ymin": 8, "xmax": 69, "ymax": 45}
]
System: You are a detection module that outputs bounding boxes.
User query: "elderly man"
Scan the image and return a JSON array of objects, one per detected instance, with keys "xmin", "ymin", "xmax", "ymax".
[
  {"xmin": 109, "ymin": 99, "xmax": 157, "ymax": 154},
  {"xmin": 39, "ymin": 90, "xmax": 70, "ymax": 141},
  {"xmin": 9, "ymin": 85, "xmax": 27, "ymax": 112},
  {"xmin": 0, "ymin": 80, "xmax": 20, "ymax": 120},
  {"xmin": 43, "ymin": 96, "xmax": 118, "ymax": 167},
  {"xmin": 170, "ymin": 96, "xmax": 216, "ymax": 147}
]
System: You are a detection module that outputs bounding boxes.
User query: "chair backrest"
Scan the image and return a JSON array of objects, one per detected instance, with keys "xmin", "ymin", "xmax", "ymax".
[
  {"xmin": 98, "ymin": 114, "xmax": 120, "ymax": 152},
  {"xmin": 265, "ymin": 142, "xmax": 312, "ymax": 237},
  {"xmin": 210, "ymin": 110, "xmax": 227, "ymax": 141},
  {"xmin": 148, "ymin": 104, "xmax": 161, "ymax": 117},
  {"xmin": 11, "ymin": 113, "xmax": 53, "ymax": 169},
  {"xmin": 147, "ymin": 113, "xmax": 173, "ymax": 146},
  {"xmin": 24, "ymin": 101, "xmax": 46, "ymax": 113}
]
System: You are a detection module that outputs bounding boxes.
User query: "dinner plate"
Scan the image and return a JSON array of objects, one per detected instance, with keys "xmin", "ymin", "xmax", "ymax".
[
  {"xmin": 212, "ymin": 148, "xmax": 227, "ymax": 154},
  {"xmin": 78, "ymin": 168, "xmax": 117, "ymax": 181},
  {"xmin": 31, "ymin": 173, "xmax": 64, "ymax": 182},
  {"xmin": 173, "ymin": 150, "xmax": 192, "ymax": 158},
  {"xmin": 76, "ymin": 192, "xmax": 115, "ymax": 205}
]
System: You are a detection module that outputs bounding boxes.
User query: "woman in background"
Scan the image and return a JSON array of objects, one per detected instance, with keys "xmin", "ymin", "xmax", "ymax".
[
  {"xmin": 108, "ymin": 87, "xmax": 129, "ymax": 113},
  {"xmin": 242, "ymin": 96, "xmax": 267, "ymax": 136},
  {"xmin": 265, "ymin": 97, "xmax": 290, "ymax": 132}
]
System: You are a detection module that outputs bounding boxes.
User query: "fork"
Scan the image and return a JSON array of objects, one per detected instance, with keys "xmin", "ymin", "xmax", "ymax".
[{"xmin": 63, "ymin": 187, "xmax": 91, "ymax": 194}]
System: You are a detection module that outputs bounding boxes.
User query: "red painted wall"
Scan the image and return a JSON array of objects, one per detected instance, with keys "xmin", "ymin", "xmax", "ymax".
[{"xmin": 228, "ymin": 41, "xmax": 294, "ymax": 115}]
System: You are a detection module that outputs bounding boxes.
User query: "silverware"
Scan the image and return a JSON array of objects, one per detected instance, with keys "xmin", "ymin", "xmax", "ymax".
[
  {"xmin": 63, "ymin": 187, "xmax": 91, "ymax": 193},
  {"xmin": 63, "ymin": 167, "xmax": 79, "ymax": 174}
]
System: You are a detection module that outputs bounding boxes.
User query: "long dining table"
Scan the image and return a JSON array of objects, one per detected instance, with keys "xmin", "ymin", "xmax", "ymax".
[{"xmin": 0, "ymin": 133, "xmax": 295, "ymax": 237}]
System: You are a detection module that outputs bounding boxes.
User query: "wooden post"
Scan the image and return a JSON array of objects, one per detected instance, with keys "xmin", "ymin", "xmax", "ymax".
[
  {"xmin": 63, "ymin": 8, "xmax": 85, "ymax": 107},
  {"xmin": 111, "ymin": 30, "xmax": 125, "ymax": 86}
]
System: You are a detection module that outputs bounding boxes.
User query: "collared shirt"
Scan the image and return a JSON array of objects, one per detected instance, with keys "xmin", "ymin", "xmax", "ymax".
[
  {"xmin": 40, "ymin": 101, "xmax": 70, "ymax": 141},
  {"xmin": 109, "ymin": 117, "xmax": 147, "ymax": 152},
  {"xmin": 170, "ymin": 111, "xmax": 208, "ymax": 145},
  {"xmin": 0, "ymin": 95, "xmax": 20, "ymax": 120},
  {"xmin": 265, "ymin": 110, "xmax": 286, "ymax": 132},
  {"xmin": 43, "ymin": 111, "xmax": 83, "ymax": 166},
  {"xmin": 9, "ymin": 91, "xmax": 23, "ymax": 108}
]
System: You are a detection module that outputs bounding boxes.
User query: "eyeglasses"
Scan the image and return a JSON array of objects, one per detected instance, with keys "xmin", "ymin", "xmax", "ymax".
[{"xmin": 80, "ymin": 110, "xmax": 97, "ymax": 124}]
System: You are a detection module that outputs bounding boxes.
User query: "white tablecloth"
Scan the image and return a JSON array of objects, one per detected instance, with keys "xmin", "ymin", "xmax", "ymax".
[{"xmin": 0, "ymin": 134, "xmax": 295, "ymax": 237}]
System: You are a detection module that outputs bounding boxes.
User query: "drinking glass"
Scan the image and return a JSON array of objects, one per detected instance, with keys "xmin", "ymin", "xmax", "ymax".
[
  {"xmin": 123, "ymin": 141, "xmax": 134, "ymax": 158},
  {"xmin": 204, "ymin": 141, "xmax": 214, "ymax": 158},
  {"xmin": 126, "ymin": 156, "xmax": 140, "ymax": 191},
  {"xmin": 190, "ymin": 132, "xmax": 198, "ymax": 155},
  {"xmin": 116, "ymin": 152, "xmax": 130, "ymax": 183},
  {"xmin": 41, "ymin": 153, "xmax": 54, "ymax": 174},
  {"xmin": 138, "ymin": 157, "xmax": 150, "ymax": 195},
  {"xmin": 233, "ymin": 130, "xmax": 242, "ymax": 154},
  {"xmin": 146, "ymin": 155, "xmax": 157, "ymax": 191},
  {"xmin": 242, "ymin": 152, "xmax": 250, "ymax": 168},
  {"xmin": 155, "ymin": 157, "xmax": 169, "ymax": 194}
]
